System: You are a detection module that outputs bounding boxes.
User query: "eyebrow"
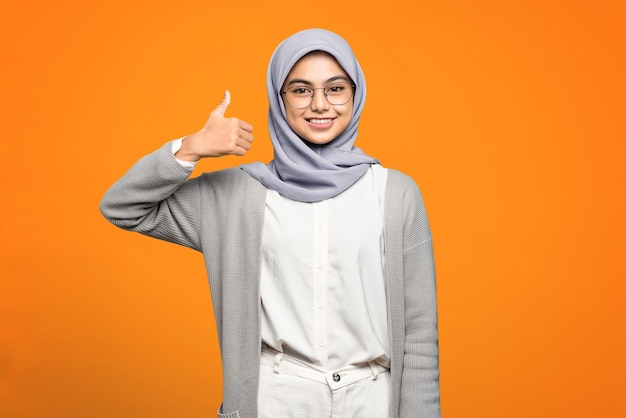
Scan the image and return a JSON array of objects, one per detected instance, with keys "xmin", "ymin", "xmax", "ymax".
[{"xmin": 285, "ymin": 75, "xmax": 351, "ymax": 87}]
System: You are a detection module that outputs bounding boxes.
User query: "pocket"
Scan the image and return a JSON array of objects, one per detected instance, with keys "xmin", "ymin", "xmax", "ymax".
[{"xmin": 217, "ymin": 405, "xmax": 240, "ymax": 418}]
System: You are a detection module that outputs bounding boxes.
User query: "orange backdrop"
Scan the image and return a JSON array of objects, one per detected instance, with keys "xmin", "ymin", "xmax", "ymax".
[{"xmin": 1, "ymin": 0, "xmax": 625, "ymax": 417}]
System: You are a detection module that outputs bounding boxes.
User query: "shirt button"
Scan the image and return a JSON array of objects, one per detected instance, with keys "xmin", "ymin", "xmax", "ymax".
[{"xmin": 333, "ymin": 373, "xmax": 341, "ymax": 382}]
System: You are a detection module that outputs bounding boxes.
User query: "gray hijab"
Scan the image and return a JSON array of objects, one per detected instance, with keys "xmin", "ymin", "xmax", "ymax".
[{"xmin": 241, "ymin": 28, "xmax": 379, "ymax": 203}]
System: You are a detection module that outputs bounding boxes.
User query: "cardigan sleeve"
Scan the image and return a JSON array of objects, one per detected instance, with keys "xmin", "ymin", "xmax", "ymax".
[
  {"xmin": 99, "ymin": 141, "xmax": 203, "ymax": 252},
  {"xmin": 400, "ymin": 180, "xmax": 441, "ymax": 418}
]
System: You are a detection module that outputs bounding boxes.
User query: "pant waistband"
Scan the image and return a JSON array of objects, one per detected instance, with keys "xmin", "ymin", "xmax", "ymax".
[{"xmin": 260, "ymin": 347, "xmax": 389, "ymax": 391}]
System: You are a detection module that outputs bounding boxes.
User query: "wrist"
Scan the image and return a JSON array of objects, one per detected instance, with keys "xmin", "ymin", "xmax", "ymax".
[{"xmin": 174, "ymin": 134, "xmax": 201, "ymax": 162}]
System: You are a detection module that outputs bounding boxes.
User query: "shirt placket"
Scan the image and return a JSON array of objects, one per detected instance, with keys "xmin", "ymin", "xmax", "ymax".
[{"xmin": 312, "ymin": 200, "xmax": 328, "ymax": 366}]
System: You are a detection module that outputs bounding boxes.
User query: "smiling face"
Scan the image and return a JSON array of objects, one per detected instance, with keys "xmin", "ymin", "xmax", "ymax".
[{"xmin": 281, "ymin": 52, "xmax": 354, "ymax": 145}]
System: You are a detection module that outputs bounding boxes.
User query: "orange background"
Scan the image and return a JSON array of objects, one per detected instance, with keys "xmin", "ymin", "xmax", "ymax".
[{"xmin": 1, "ymin": 0, "xmax": 625, "ymax": 417}]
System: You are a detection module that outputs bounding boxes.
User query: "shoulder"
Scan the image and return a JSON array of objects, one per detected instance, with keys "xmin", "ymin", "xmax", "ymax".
[
  {"xmin": 198, "ymin": 167, "xmax": 263, "ymax": 189},
  {"xmin": 199, "ymin": 166, "xmax": 245, "ymax": 183},
  {"xmin": 384, "ymin": 168, "xmax": 432, "ymax": 245},
  {"xmin": 197, "ymin": 167, "xmax": 267, "ymax": 206},
  {"xmin": 384, "ymin": 168, "xmax": 424, "ymax": 204},
  {"xmin": 386, "ymin": 168, "xmax": 416, "ymax": 187}
]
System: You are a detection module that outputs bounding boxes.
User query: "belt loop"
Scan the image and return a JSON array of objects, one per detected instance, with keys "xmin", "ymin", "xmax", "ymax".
[
  {"xmin": 273, "ymin": 352, "xmax": 283, "ymax": 374},
  {"xmin": 368, "ymin": 361, "xmax": 379, "ymax": 380}
]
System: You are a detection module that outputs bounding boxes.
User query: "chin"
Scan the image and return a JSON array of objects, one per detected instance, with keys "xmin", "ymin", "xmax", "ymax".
[
  {"xmin": 297, "ymin": 128, "xmax": 342, "ymax": 146},
  {"xmin": 301, "ymin": 135, "xmax": 337, "ymax": 146}
]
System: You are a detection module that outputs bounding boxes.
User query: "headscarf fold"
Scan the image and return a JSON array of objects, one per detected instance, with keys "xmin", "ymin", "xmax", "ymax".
[{"xmin": 241, "ymin": 28, "xmax": 379, "ymax": 203}]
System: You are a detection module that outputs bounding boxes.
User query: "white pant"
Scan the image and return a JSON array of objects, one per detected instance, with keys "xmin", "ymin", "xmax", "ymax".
[{"xmin": 258, "ymin": 348, "xmax": 390, "ymax": 418}]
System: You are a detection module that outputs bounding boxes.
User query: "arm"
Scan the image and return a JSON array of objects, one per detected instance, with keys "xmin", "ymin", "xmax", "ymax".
[
  {"xmin": 400, "ymin": 182, "xmax": 441, "ymax": 418},
  {"xmin": 99, "ymin": 141, "xmax": 203, "ymax": 250},
  {"xmin": 100, "ymin": 91, "xmax": 254, "ymax": 250}
]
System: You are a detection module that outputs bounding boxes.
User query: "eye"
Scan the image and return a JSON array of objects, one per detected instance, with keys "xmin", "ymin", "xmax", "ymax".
[
  {"xmin": 326, "ymin": 84, "xmax": 346, "ymax": 94},
  {"xmin": 290, "ymin": 86, "xmax": 312, "ymax": 95}
]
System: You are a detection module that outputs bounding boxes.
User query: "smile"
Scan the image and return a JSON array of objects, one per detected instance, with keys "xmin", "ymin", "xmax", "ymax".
[{"xmin": 307, "ymin": 118, "xmax": 334, "ymax": 124}]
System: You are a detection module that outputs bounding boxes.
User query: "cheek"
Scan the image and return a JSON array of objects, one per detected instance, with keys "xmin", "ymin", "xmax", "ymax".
[
  {"xmin": 342, "ymin": 102, "xmax": 354, "ymax": 120},
  {"xmin": 343, "ymin": 107, "xmax": 354, "ymax": 126},
  {"xmin": 285, "ymin": 109, "xmax": 302, "ymax": 131}
]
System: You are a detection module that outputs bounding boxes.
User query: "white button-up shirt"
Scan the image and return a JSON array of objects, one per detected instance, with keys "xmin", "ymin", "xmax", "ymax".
[{"xmin": 260, "ymin": 165, "xmax": 390, "ymax": 370}]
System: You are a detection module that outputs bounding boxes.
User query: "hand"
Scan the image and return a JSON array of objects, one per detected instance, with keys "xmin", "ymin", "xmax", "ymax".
[{"xmin": 175, "ymin": 90, "xmax": 254, "ymax": 161}]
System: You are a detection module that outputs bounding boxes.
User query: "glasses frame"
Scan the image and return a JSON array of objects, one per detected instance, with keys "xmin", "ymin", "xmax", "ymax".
[{"xmin": 280, "ymin": 83, "xmax": 356, "ymax": 109}]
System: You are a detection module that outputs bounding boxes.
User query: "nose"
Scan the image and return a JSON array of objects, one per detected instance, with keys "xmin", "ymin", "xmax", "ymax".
[{"xmin": 310, "ymin": 88, "xmax": 330, "ymax": 112}]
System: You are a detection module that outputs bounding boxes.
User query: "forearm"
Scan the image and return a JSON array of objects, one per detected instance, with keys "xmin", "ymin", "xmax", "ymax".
[{"xmin": 401, "ymin": 239, "xmax": 441, "ymax": 417}]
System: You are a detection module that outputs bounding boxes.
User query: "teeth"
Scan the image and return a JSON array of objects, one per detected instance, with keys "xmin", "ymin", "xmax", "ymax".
[{"xmin": 309, "ymin": 118, "xmax": 332, "ymax": 124}]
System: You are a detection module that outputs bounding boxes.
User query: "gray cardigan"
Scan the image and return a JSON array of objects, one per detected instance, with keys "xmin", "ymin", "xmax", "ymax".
[{"xmin": 100, "ymin": 142, "xmax": 440, "ymax": 418}]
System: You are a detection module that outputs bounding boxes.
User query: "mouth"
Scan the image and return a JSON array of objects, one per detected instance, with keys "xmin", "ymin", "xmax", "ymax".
[{"xmin": 306, "ymin": 118, "xmax": 335, "ymax": 128}]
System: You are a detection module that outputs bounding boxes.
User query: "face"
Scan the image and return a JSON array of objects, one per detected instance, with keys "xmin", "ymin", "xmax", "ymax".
[{"xmin": 281, "ymin": 52, "xmax": 354, "ymax": 145}]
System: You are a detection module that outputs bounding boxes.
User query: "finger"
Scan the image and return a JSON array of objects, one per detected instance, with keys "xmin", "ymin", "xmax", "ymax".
[
  {"xmin": 238, "ymin": 130, "xmax": 254, "ymax": 144},
  {"xmin": 238, "ymin": 119, "xmax": 254, "ymax": 133},
  {"xmin": 210, "ymin": 89, "xmax": 231, "ymax": 118},
  {"xmin": 232, "ymin": 144, "xmax": 249, "ymax": 156},
  {"xmin": 236, "ymin": 136, "xmax": 252, "ymax": 150}
]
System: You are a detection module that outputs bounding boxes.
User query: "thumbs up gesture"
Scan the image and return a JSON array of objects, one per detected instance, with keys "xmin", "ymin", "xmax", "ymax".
[{"xmin": 175, "ymin": 90, "xmax": 254, "ymax": 161}]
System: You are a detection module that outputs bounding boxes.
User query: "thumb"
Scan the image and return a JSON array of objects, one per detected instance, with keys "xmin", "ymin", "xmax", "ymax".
[{"xmin": 210, "ymin": 90, "xmax": 231, "ymax": 118}]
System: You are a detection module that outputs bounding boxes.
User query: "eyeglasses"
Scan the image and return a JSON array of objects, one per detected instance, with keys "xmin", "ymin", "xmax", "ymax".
[{"xmin": 281, "ymin": 82, "xmax": 355, "ymax": 109}]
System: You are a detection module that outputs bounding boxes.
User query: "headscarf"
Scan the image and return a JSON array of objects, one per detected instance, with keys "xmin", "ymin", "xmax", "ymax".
[{"xmin": 241, "ymin": 28, "xmax": 379, "ymax": 203}]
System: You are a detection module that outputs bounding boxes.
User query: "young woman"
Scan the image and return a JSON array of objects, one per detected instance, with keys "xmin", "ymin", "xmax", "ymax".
[{"xmin": 101, "ymin": 28, "xmax": 440, "ymax": 418}]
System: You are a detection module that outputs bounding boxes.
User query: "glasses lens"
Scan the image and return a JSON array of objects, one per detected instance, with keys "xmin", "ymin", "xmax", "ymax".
[
  {"xmin": 284, "ymin": 82, "xmax": 354, "ymax": 108},
  {"xmin": 325, "ymin": 82, "xmax": 353, "ymax": 105},
  {"xmin": 285, "ymin": 86, "xmax": 313, "ymax": 109}
]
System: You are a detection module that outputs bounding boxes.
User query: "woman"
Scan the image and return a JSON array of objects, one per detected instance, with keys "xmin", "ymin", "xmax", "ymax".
[{"xmin": 101, "ymin": 28, "xmax": 440, "ymax": 418}]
